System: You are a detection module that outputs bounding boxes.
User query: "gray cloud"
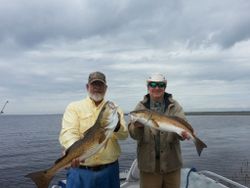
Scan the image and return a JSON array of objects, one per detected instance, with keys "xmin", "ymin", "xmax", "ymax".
[
  {"xmin": 1, "ymin": 0, "xmax": 250, "ymax": 114},
  {"xmin": 1, "ymin": 0, "xmax": 249, "ymax": 49}
]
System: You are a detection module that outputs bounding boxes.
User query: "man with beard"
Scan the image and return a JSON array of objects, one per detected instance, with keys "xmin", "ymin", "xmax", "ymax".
[{"xmin": 59, "ymin": 71, "xmax": 128, "ymax": 188}]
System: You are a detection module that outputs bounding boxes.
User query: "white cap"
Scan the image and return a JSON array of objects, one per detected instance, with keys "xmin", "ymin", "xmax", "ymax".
[{"xmin": 147, "ymin": 73, "xmax": 167, "ymax": 83}]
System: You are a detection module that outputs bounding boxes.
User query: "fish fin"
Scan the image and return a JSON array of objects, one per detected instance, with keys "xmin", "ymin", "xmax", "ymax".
[
  {"xmin": 25, "ymin": 170, "xmax": 53, "ymax": 188},
  {"xmin": 54, "ymin": 156, "xmax": 63, "ymax": 164},
  {"xmin": 151, "ymin": 119, "xmax": 160, "ymax": 128},
  {"xmin": 170, "ymin": 116, "xmax": 194, "ymax": 132},
  {"xmin": 98, "ymin": 133, "xmax": 106, "ymax": 144},
  {"xmin": 194, "ymin": 136, "xmax": 207, "ymax": 156},
  {"xmin": 149, "ymin": 119, "xmax": 159, "ymax": 136},
  {"xmin": 54, "ymin": 154, "xmax": 66, "ymax": 164}
]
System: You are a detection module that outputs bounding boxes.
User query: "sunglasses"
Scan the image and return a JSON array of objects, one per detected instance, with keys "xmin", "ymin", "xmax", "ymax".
[{"xmin": 148, "ymin": 82, "xmax": 166, "ymax": 88}]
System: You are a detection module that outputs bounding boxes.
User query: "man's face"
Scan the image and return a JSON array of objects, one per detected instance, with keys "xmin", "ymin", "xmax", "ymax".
[
  {"xmin": 87, "ymin": 81, "xmax": 107, "ymax": 102},
  {"xmin": 147, "ymin": 82, "xmax": 166, "ymax": 101}
]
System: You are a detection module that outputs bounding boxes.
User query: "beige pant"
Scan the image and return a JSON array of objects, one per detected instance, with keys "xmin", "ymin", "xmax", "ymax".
[{"xmin": 140, "ymin": 161, "xmax": 180, "ymax": 188}]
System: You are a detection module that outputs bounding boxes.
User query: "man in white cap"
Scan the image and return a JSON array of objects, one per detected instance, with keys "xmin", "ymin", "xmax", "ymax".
[
  {"xmin": 128, "ymin": 73, "xmax": 190, "ymax": 188},
  {"xmin": 59, "ymin": 71, "xmax": 128, "ymax": 188}
]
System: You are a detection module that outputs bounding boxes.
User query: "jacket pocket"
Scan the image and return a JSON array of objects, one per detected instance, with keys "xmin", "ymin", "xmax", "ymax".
[
  {"xmin": 137, "ymin": 142, "xmax": 155, "ymax": 171},
  {"xmin": 142, "ymin": 127, "xmax": 154, "ymax": 144}
]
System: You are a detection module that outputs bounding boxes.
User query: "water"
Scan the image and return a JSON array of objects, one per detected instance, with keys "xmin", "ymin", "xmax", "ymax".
[{"xmin": 0, "ymin": 114, "xmax": 249, "ymax": 187}]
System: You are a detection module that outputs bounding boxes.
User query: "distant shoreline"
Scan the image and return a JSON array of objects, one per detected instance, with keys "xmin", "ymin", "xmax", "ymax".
[
  {"xmin": 1, "ymin": 111, "xmax": 250, "ymax": 116},
  {"xmin": 125, "ymin": 111, "xmax": 250, "ymax": 116},
  {"xmin": 185, "ymin": 111, "xmax": 250, "ymax": 116}
]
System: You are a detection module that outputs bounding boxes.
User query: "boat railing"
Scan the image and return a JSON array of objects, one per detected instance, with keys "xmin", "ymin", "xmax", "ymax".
[{"xmin": 121, "ymin": 159, "xmax": 249, "ymax": 188}]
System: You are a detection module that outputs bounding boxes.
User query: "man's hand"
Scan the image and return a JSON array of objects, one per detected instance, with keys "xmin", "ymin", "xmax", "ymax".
[
  {"xmin": 62, "ymin": 150, "xmax": 84, "ymax": 168},
  {"xmin": 71, "ymin": 158, "xmax": 80, "ymax": 168},
  {"xmin": 181, "ymin": 131, "xmax": 191, "ymax": 140},
  {"xmin": 134, "ymin": 121, "xmax": 144, "ymax": 128}
]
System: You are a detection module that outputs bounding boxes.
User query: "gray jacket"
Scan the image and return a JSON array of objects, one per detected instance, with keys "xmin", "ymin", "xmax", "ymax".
[{"xmin": 128, "ymin": 93, "xmax": 187, "ymax": 173}]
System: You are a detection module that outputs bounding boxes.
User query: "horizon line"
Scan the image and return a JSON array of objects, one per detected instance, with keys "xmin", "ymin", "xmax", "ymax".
[{"xmin": 2, "ymin": 110, "xmax": 250, "ymax": 116}]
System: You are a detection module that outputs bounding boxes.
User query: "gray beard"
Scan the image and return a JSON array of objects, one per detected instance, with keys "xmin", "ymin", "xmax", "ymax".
[{"xmin": 88, "ymin": 92, "xmax": 104, "ymax": 102}]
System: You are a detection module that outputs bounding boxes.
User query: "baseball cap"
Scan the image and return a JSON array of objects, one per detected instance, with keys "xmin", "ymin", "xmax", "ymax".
[
  {"xmin": 88, "ymin": 71, "xmax": 106, "ymax": 84},
  {"xmin": 147, "ymin": 73, "xmax": 167, "ymax": 83}
]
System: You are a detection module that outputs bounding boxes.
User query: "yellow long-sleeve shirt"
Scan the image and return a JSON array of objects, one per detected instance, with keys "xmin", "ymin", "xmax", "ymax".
[{"xmin": 59, "ymin": 97, "xmax": 128, "ymax": 166}]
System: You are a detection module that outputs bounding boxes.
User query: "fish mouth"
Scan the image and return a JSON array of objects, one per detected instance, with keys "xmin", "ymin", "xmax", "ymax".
[
  {"xmin": 128, "ymin": 111, "xmax": 136, "ymax": 117},
  {"xmin": 104, "ymin": 101, "xmax": 119, "ymax": 126},
  {"xmin": 107, "ymin": 101, "xmax": 117, "ymax": 110}
]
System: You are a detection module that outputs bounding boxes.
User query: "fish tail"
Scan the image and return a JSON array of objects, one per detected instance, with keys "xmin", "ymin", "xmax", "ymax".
[
  {"xmin": 194, "ymin": 136, "xmax": 207, "ymax": 156},
  {"xmin": 25, "ymin": 170, "xmax": 53, "ymax": 188}
]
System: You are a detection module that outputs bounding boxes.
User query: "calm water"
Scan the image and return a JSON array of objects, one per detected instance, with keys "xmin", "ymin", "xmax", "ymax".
[{"xmin": 0, "ymin": 114, "xmax": 249, "ymax": 187}]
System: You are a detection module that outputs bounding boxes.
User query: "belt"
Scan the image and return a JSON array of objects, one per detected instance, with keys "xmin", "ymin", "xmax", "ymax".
[{"xmin": 79, "ymin": 161, "xmax": 117, "ymax": 171}]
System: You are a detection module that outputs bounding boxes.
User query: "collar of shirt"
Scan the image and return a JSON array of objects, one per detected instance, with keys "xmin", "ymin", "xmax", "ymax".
[{"xmin": 150, "ymin": 99, "xmax": 165, "ymax": 113}]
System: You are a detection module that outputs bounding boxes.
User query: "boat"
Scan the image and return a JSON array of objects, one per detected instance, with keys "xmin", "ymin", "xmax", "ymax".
[
  {"xmin": 120, "ymin": 160, "xmax": 248, "ymax": 188},
  {"xmin": 0, "ymin": 100, "xmax": 8, "ymax": 114},
  {"xmin": 52, "ymin": 159, "xmax": 248, "ymax": 188}
]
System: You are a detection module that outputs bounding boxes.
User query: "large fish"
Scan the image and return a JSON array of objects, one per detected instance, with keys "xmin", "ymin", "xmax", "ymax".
[
  {"xmin": 130, "ymin": 109, "xmax": 207, "ymax": 156},
  {"xmin": 25, "ymin": 101, "xmax": 119, "ymax": 188}
]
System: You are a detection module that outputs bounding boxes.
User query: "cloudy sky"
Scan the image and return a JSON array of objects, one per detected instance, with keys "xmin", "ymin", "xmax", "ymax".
[{"xmin": 0, "ymin": 0, "xmax": 250, "ymax": 114}]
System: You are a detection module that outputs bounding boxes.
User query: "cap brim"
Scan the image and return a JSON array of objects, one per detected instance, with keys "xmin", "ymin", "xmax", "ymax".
[
  {"xmin": 89, "ymin": 79, "xmax": 106, "ymax": 84},
  {"xmin": 147, "ymin": 80, "xmax": 167, "ymax": 83}
]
